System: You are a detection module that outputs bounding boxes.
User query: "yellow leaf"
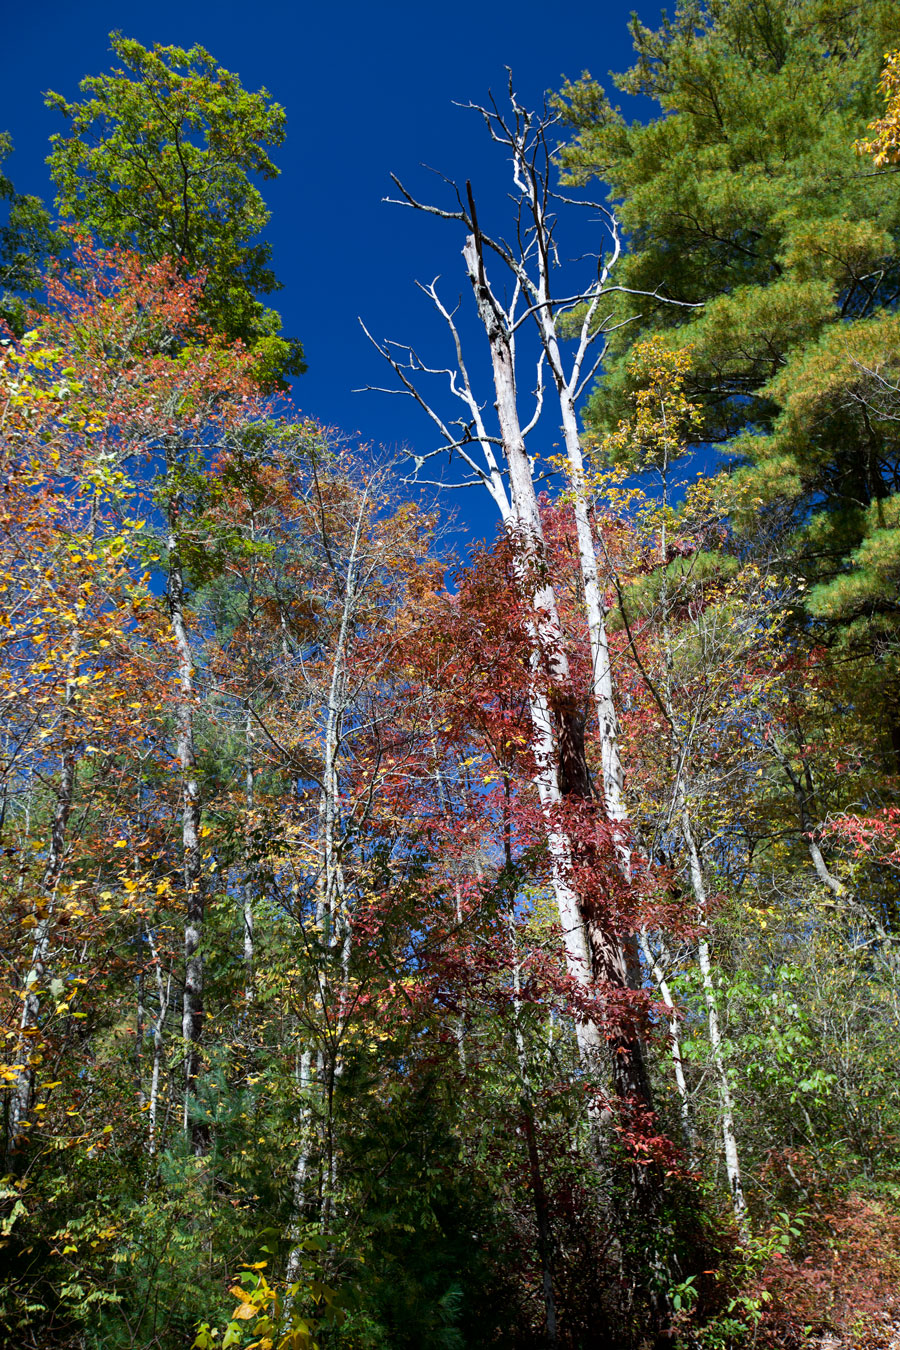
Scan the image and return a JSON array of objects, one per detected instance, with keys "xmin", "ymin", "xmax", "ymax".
[{"xmin": 231, "ymin": 1303, "xmax": 256, "ymax": 1320}]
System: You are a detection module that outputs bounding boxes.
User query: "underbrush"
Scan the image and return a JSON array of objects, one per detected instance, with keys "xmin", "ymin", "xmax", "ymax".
[{"xmin": 670, "ymin": 1169, "xmax": 900, "ymax": 1349}]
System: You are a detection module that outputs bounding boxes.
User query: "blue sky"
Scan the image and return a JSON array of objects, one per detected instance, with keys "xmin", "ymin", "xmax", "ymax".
[{"xmin": 3, "ymin": 0, "xmax": 660, "ymax": 546}]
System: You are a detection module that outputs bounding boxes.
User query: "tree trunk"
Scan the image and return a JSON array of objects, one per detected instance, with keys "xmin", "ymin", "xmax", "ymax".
[
  {"xmin": 167, "ymin": 497, "xmax": 206, "ymax": 1154},
  {"xmin": 654, "ymin": 502, "xmax": 748, "ymax": 1235},
  {"xmin": 243, "ymin": 703, "xmax": 255, "ymax": 997},
  {"xmin": 243, "ymin": 512, "xmax": 258, "ymax": 1000},
  {"xmin": 548, "ymin": 341, "xmax": 654, "ymax": 1105},
  {"xmin": 286, "ymin": 504, "xmax": 366, "ymax": 1276},
  {"xmin": 8, "ymin": 626, "xmax": 79, "ymax": 1161},
  {"xmin": 147, "ymin": 930, "xmax": 172, "ymax": 1159},
  {"xmin": 639, "ymin": 931, "xmax": 695, "ymax": 1158},
  {"xmin": 285, "ymin": 1046, "xmax": 315, "ymax": 1284},
  {"xmin": 463, "ymin": 230, "xmax": 650, "ymax": 1105},
  {"xmin": 677, "ymin": 780, "xmax": 749, "ymax": 1238}
]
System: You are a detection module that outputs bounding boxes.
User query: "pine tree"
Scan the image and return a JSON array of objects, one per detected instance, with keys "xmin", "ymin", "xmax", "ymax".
[{"xmin": 555, "ymin": 0, "xmax": 900, "ymax": 756}]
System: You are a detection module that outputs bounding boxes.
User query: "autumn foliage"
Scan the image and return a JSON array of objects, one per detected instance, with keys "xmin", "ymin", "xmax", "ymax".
[{"xmin": 2, "ymin": 7, "xmax": 900, "ymax": 1347}]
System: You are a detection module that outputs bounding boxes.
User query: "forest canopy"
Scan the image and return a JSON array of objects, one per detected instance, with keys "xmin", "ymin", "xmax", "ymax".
[{"xmin": 1, "ymin": 5, "xmax": 900, "ymax": 1348}]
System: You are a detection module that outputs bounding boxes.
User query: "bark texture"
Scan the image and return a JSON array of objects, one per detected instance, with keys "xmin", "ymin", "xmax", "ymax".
[{"xmin": 167, "ymin": 493, "xmax": 206, "ymax": 1154}]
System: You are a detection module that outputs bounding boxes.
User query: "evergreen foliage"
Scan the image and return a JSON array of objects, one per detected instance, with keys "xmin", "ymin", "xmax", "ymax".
[
  {"xmin": 555, "ymin": 0, "xmax": 900, "ymax": 731},
  {"xmin": 0, "ymin": 134, "xmax": 61, "ymax": 332}
]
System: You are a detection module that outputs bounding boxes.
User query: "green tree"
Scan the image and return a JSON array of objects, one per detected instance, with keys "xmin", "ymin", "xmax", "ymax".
[
  {"xmin": 0, "ymin": 134, "xmax": 60, "ymax": 333},
  {"xmin": 45, "ymin": 34, "xmax": 304, "ymax": 386},
  {"xmin": 555, "ymin": 0, "xmax": 900, "ymax": 751}
]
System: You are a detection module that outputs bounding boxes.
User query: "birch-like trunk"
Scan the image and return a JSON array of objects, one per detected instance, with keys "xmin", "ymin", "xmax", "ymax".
[
  {"xmin": 639, "ymin": 931, "xmax": 694, "ymax": 1157},
  {"xmin": 8, "ymin": 626, "xmax": 79, "ymax": 1160},
  {"xmin": 452, "ymin": 881, "xmax": 468, "ymax": 1074},
  {"xmin": 463, "ymin": 231, "xmax": 649, "ymax": 1102},
  {"xmin": 769, "ymin": 741, "xmax": 851, "ymax": 902},
  {"xmin": 528, "ymin": 215, "xmax": 657, "ymax": 1105},
  {"xmin": 285, "ymin": 1046, "xmax": 315, "ymax": 1285},
  {"xmin": 655, "ymin": 495, "xmax": 748, "ymax": 1235},
  {"xmin": 243, "ymin": 513, "xmax": 258, "ymax": 999},
  {"xmin": 373, "ymin": 149, "xmax": 655, "ymax": 1109},
  {"xmin": 767, "ymin": 743, "xmax": 900, "ymax": 986},
  {"xmin": 677, "ymin": 787, "xmax": 749, "ymax": 1237},
  {"xmin": 537, "ymin": 309, "xmax": 629, "ymax": 855},
  {"xmin": 285, "ymin": 503, "xmax": 365, "ymax": 1278},
  {"xmin": 431, "ymin": 728, "xmax": 471, "ymax": 1072},
  {"xmin": 167, "ymin": 498, "xmax": 205, "ymax": 1153},
  {"xmin": 147, "ymin": 930, "xmax": 173, "ymax": 1158}
]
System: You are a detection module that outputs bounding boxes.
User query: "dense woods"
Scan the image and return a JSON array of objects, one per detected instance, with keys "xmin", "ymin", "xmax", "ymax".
[{"xmin": 2, "ymin": 2, "xmax": 900, "ymax": 1346}]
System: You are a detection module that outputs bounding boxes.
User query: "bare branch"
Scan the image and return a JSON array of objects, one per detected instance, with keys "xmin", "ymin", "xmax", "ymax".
[
  {"xmin": 384, "ymin": 173, "xmax": 470, "ymax": 225},
  {"xmin": 574, "ymin": 347, "xmax": 609, "ymax": 403},
  {"xmin": 521, "ymin": 351, "xmax": 546, "ymax": 437},
  {"xmin": 358, "ymin": 319, "xmax": 463, "ymax": 450}
]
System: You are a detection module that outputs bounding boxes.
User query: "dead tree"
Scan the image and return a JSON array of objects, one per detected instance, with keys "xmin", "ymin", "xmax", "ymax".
[{"xmin": 358, "ymin": 79, "xmax": 685, "ymax": 1116}]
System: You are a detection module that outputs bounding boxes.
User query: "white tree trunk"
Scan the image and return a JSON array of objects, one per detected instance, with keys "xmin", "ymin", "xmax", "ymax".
[
  {"xmin": 243, "ymin": 704, "xmax": 255, "ymax": 994},
  {"xmin": 677, "ymin": 783, "xmax": 749, "ymax": 1238},
  {"xmin": 8, "ymin": 628, "xmax": 79, "ymax": 1159},
  {"xmin": 285, "ymin": 1046, "xmax": 315, "ymax": 1284},
  {"xmin": 463, "ymin": 232, "xmax": 649, "ymax": 1099},
  {"xmin": 147, "ymin": 930, "xmax": 173, "ymax": 1159},
  {"xmin": 654, "ymin": 509, "xmax": 748, "ymax": 1234},
  {"xmin": 243, "ymin": 514, "xmax": 258, "ymax": 999},
  {"xmin": 639, "ymin": 931, "xmax": 694, "ymax": 1157},
  {"xmin": 167, "ymin": 505, "xmax": 205, "ymax": 1152},
  {"xmin": 286, "ymin": 498, "xmax": 368, "ymax": 1275}
]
